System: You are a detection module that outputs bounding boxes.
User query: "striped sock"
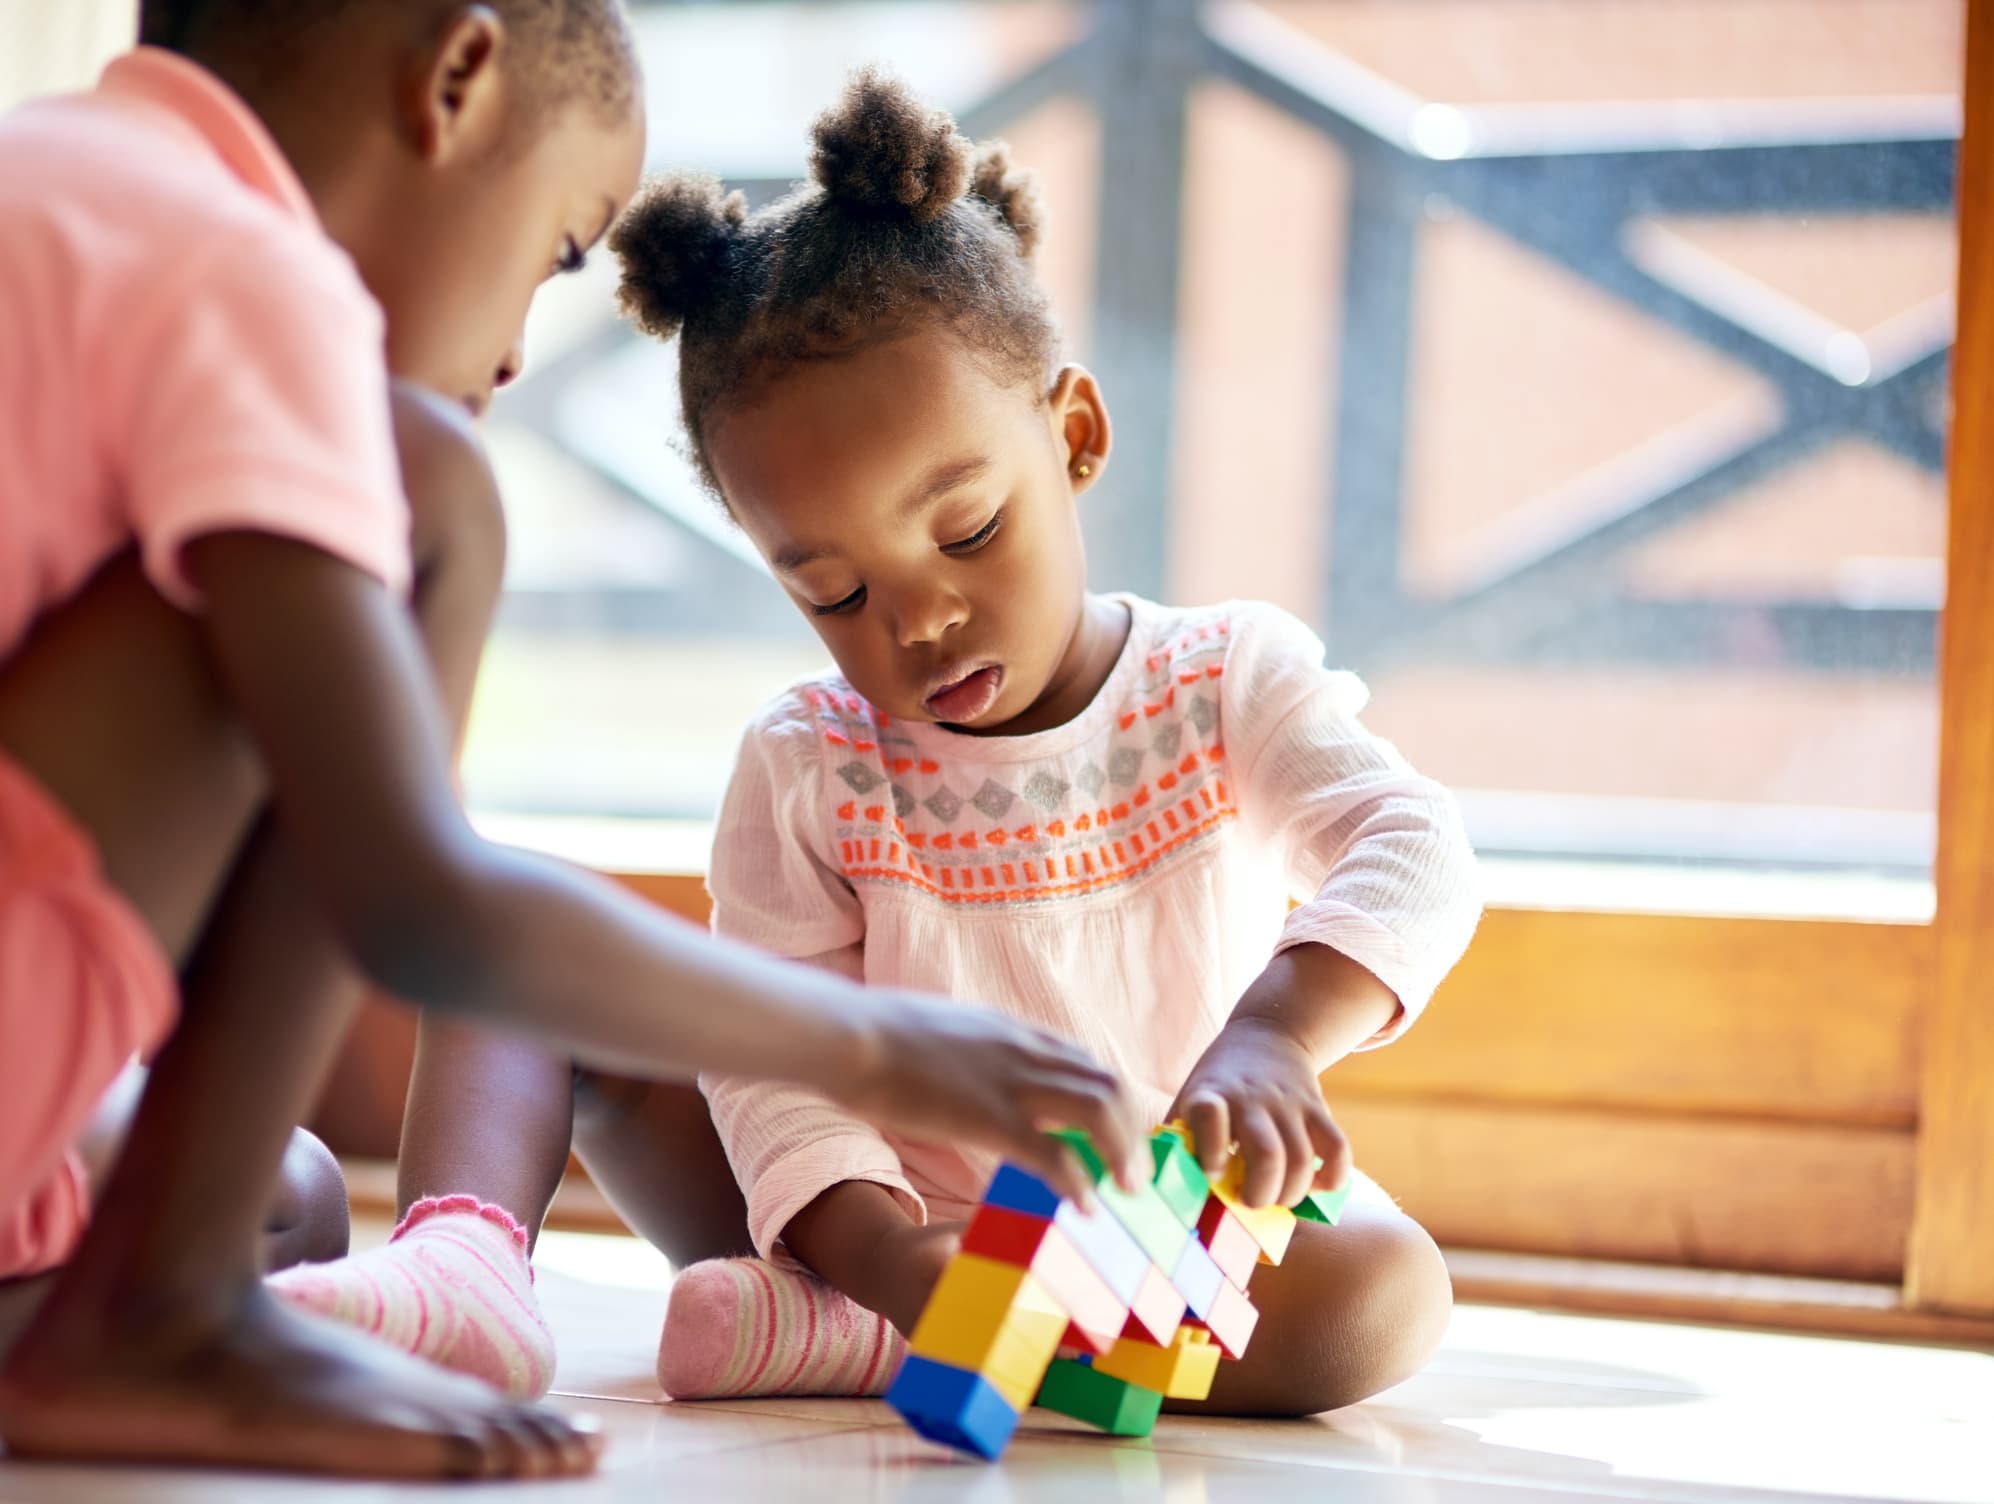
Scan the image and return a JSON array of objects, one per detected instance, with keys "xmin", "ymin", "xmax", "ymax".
[
  {"xmin": 267, "ymin": 1194, "xmax": 555, "ymax": 1400},
  {"xmin": 658, "ymin": 1258, "xmax": 905, "ymax": 1400}
]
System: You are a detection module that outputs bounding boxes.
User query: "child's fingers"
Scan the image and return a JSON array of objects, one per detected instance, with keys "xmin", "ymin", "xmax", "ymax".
[
  {"xmin": 1274, "ymin": 1108, "xmax": 1317, "ymax": 1210},
  {"xmin": 1306, "ymin": 1100, "xmax": 1353, "ymax": 1191},
  {"xmin": 1233, "ymin": 1102, "xmax": 1286, "ymax": 1208},
  {"xmin": 1020, "ymin": 1071, "xmax": 1144, "ymax": 1195},
  {"xmin": 1177, "ymin": 1093, "xmax": 1231, "ymax": 1177},
  {"xmin": 1013, "ymin": 1133, "xmax": 1097, "ymax": 1210}
]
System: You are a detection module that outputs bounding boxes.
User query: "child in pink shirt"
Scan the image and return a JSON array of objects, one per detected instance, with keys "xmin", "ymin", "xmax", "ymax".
[
  {"xmin": 0, "ymin": 10, "xmax": 1141, "ymax": 1482},
  {"xmin": 297, "ymin": 72, "xmax": 1479, "ymax": 1420}
]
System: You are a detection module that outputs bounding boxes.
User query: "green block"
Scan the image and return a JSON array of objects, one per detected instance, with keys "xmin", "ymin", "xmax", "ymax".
[
  {"xmin": 1101, "ymin": 1178, "xmax": 1190, "ymax": 1269},
  {"xmin": 1050, "ymin": 1127, "xmax": 1108, "ymax": 1183},
  {"xmin": 1149, "ymin": 1132, "xmax": 1211, "ymax": 1228},
  {"xmin": 1293, "ymin": 1179, "xmax": 1352, "ymax": 1225},
  {"xmin": 1036, "ymin": 1359, "xmax": 1164, "ymax": 1437}
]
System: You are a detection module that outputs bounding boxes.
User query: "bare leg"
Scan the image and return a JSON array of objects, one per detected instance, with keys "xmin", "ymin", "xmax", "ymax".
[
  {"xmin": 0, "ymin": 394, "xmax": 596, "ymax": 1479},
  {"xmin": 1168, "ymin": 1175, "xmax": 1453, "ymax": 1416},
  {"xmin": 572, "ymin": 1073, "xmax": 749, "ymax": 1266}
]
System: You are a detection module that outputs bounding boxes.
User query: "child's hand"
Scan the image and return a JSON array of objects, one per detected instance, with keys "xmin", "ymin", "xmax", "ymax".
[
  {"xmin": 1168, "ymin": 943, "xmax": 1398, "ymax": 1210},
  {"xmin": 1169, "ymin": 1017, "xmax": 1351, "ymax": 1211},
  {"xmin": 830, "ymin": 993, "xmax": 1148, "ymax": 1206}
]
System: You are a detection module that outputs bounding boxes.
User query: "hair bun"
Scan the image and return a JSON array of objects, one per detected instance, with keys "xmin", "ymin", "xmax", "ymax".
[
  {"xmin": 609, "ymin": 173, "xmax": 747, "ymax": 340},
  {"xmin": 809, "ymin": 68, "xmax": 972, "ymax": 224},
  {"xmin": 968, "ymin": 141, "xmax": 1043, "ymax": 260}
]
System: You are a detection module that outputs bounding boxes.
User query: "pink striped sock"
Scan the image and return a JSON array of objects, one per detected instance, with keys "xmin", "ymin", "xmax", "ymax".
[
  {"xmin": 268, "ymin": 1195, "xmax": 555, "ymax": 1400},
  {"xmin": 658, "ymin": 1258, "xmax": 905, "ymax": 1400}
]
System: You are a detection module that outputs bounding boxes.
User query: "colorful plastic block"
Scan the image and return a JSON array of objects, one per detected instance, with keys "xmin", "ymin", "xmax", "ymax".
[
  {"xmin": 962, "ymin": 1201, "xmax": 1057, "ymax": 1264},
  {"xmin": 1209, "ymin": 1161, "xmax": 1297, "ymax": 1264},
  {"xmin": 1093, "ymin": 1328, "xmax": 1221, "ymax": 1400},
  {"xmin": 1053, "ymin": 1195, "xmax": 1150, "ymax": 1304},
  {"xmin": 886, "ymin": 1354, "xmax": 1020, "ymax": 1460},
  {"xmin": 1196, "ymin": 1197, "xmax": 1262, "ymax": 1288},
  {"xmin": 1292, "ymin": 1180, "xmax": 1351, "ymax": 1225},
  {"xmin": 1188, "ymin": 1274, "xmax": 1259, "ymax": 1358},
  {"xmin": 907, "ymin": 1254, "xmax": 1067, "ymax": 1401},
  {"xmin": 1031, "ymin": 1227, "xmax": 1130, "ymax": 1355},
  {"xmin": 1052, "ymin": 1128, "xmax": 1191, "ymax": 1270},
  {"xmin": 1121, "ymin": 1262, "xmax": 1189, "ymax": 1346},
  {"xmin": 984, "ymin": 1163, "xmax": 1062, "ymax": 1218},
  {"xmin": 1150, "ymin": 1132, "xmax": 1212, "ymax": 1228},
  {"xmin": 1035, "ymin": 1358, "xmax": 1165, "ymax": 1437},
  {"xmin": 1168, "ymin": 1231, "xmax": 1224, "ymax": 1321}
]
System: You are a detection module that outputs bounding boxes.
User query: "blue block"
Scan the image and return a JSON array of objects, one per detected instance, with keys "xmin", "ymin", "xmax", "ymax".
[
  {"xmin": 1169, "ymin": 1232, "xmax": 1224, "ymax": 1321},
  {"xmin": 1053, "ymin": 1196, "xmax": 1151, "ymax": 1304},
  {"xmin": 984, "ymin": 1163, "xmax": 1062, "ymax": 1219},
  {"xmin": 885, "ymin": 1354, "xmax": 1021, "ymax": 1461}
]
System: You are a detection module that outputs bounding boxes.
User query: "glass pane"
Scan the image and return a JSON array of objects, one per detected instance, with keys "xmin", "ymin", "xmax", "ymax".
[{"xmin": 469, "ymin": 0, "xmax": 1959, "ymax": 888}]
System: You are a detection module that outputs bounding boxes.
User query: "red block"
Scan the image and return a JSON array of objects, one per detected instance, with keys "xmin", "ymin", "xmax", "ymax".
[
  {"xmin": 1121, "ymin": 1262, "xmax": 1189, "ymax": 1346},
  {"xmin": 962, "ymin": 1202, "xmax": 1056, "ymax": 1266},
  {"xmin": 1187, "ymin": 1275, "xmax": 1259, "ymax": 1358},
  {"xmin": 1197, "ymin": 1198, "xmax": 1261, "ymax": 1288}
]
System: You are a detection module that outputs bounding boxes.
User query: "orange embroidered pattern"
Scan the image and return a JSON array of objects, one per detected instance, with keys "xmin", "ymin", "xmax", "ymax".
[{"xmin": 812, "ymin": 613, "xmax": 1237, "ymax": 907}]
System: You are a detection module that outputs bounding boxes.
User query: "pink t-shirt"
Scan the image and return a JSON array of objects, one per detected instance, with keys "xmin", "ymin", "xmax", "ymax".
[
  {"xmin": 701, "ymin": 596, "xmax": 1484, "ymax": 1263},
  {"xmin": 0, "ymin": 48, "xmax": 411, "ymax": 662}
]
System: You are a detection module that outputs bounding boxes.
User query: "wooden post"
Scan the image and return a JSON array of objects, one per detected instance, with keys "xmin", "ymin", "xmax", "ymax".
[{"xmin": 1908, "ymin": 0, "xmax": 1994, "ymax": 1315}]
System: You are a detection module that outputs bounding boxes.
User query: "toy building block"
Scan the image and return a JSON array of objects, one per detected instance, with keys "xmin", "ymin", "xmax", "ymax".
[
  {"xmin": 1168, "ymin": 1232, "xmax": 1225, "ymax": 1322},
  {"xmin": 1187, "ymin": 1274, "xmax": 1259, "ymax": 1359},
  {"xmin": 1036, "ymin": 1357, "xmax": 1165, "ymax": 1437},
  {"xmin": 984, "ymin": 1163, "xmax": 1063, "ymax": 1218},
  {"xmin": 1292, "ymin": 1180, "xmax": 1351, "ymax": 1225},
  {"xmin": 886, "ymin": 1354, "xmax": 1020, "ymax": 1460},
  {"xmin": 1195, "ymin": 1198, "xmax": 1263, "ymax": 1288},
  {"xmin": 1051, "ymin": 1129, "xmax": 1191, "ymax": 1270},
  {"xmin": 1150, "ymin": 1132, "xmax": 1212, "ymax": 1228},
  {"xmin": 1053, "ymin": 1193, "xmax": 1150, "ymax": 1304},
  {"xmin": 961, "ymin": 1202, "xmax": 1129, "ymax": 1356},
  {"xmin": 1093, "ymin": 1328, "xmax": 1222, "ymax": 1401},
  {"xmin": 907, "ymin": 1254, "xmax": 1067, "ymax": 1410},
  {"xmin": 1122, "ymin": 1263, "xmax": 1189, "ymax": 1346},
  {"xmin": 1207, "ymin": 1160, "xmax": 1298, "ymax": 1265}
]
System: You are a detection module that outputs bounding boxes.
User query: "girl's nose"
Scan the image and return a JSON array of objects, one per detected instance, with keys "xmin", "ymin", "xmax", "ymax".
[
  {"xmin": 895, "ymin": 581, "xmax": 969, "ymax": 646},
  {"xmin": 494, "ymin": 338, "xmax": 526, "ymax": 389}
]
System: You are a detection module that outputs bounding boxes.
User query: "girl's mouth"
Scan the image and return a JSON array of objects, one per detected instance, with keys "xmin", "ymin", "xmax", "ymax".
[{"xmin": 923, "ymin": 664, "xmax": 1004, "ymax": 724}]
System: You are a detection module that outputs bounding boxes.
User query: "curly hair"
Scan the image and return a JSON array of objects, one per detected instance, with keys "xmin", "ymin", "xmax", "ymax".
[
  {"xmin": 609, "ymin": 70, "xmax": 1061, "ymax": 497},
  {"xmin": 139, "ymin": 0, "xmax": 637, "ymax": 123}
]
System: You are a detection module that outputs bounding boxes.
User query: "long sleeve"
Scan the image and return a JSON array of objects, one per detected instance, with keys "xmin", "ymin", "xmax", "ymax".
[
  {"xmin": 1221, "ymin": 604, "xmax": 1483, "ymax": 1046},
  {"xmin": 698, "ymin": 706, "xmax": 923, "ymax": 1264}
]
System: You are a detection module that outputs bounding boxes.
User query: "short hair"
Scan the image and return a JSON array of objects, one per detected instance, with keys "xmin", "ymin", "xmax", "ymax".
[
  {"xmin": 139, "ymin": 0, "xmax": 638, "ymax": 123},
  {"xmin": 609, "ymin": 70, "xmax": 1060, "ymax": 497}
]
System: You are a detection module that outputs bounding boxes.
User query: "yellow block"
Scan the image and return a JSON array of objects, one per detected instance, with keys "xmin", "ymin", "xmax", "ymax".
[
  {"xmin": 1210, "ymin": 1160, "xmax": 1298, "ymax": 1264},
  {"xmin": 1092, "ymin": 1327, "xmax": 1222, "ymax": 1399},
  {"xmin": 909, "ymin": 1253, "xmax": 1068, "ymax": 1388}
]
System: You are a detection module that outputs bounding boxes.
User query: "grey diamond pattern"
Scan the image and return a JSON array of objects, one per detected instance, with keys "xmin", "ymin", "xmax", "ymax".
[
  {"xmin": 1108, "ymin": 746, "xmax": 1145, "ymax": 787},
  {"xmin": 923, "ymin": 786, "xmax": 964, "ymax": 823},
  {"xmin": 838, "ymin": 761, "xmax": 883, "ymax": 795},
  {"xmin": 1188, "ymin": 695, "xmax": 1218, "ymax": 736},
  {"xmin": 1150, "ymin": 723, "xmax": 1183, "ymax": 761},
  {"xmin": 892, "ymin": 784, "xmax": 915, "ymax": 820},
  {"xmin": 1022, "ymin": 770, "xmax": 1071, "ymax": 811},
  {"xmin": 971, "ymin": 779, "xmax": 1015, "ymax": 821},
  {"xmin": 1075, "ymin": 762, "xmax": 1106, "ymax": 798}
]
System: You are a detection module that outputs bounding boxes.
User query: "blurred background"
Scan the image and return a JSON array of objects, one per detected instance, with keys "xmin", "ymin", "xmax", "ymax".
[
  {"xmin": 3, "ymin": 0, "xmax": 1963, "ymax": 884},
  {"xmin": 481, "ymin": 0, "xmax": 1961, "ymax": 885}
]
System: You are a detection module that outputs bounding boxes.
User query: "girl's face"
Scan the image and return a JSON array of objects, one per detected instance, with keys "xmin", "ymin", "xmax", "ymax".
[{"xmin": 708, "ymin": 328, "xmax": 1114, "ymax": 735}]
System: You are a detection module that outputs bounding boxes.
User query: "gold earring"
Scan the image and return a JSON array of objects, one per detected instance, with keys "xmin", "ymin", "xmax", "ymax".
[{"xmin": 1075, "ymin": 462, "xmax": 1093, "ymax": 478}]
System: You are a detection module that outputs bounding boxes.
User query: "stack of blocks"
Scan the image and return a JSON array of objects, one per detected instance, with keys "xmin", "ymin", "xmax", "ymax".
[{"xmin": 885, "ymin": 1124, "xmax": 1351, "ymax": 1459}]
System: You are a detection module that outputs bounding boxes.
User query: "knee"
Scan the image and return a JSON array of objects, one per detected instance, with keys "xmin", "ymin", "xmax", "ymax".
[
  {"xmin": 264, "ymin": 1129, "xmax": 350, "ymax": 1271},
  {"xmin": 1275, "ymin": 1209, "xmax": 1454, "ymax": 1416},
  {"xmin": 389, "ymin": 380, "xmax": 509, "ymax": 600}
]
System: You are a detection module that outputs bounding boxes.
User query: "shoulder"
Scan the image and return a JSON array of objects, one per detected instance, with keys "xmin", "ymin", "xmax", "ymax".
[{"xmin": 735, "ymin": 670, "xmax": 879, "ymax": 774}]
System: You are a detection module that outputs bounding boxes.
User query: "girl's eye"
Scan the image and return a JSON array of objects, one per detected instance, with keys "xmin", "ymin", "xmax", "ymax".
[
  {"xmin": 556, "ymin": 237, "xmax": 587, "ymax": 276},
  {"xmin": 943, "ymin": 511, "xmax": 1004, "ymax": 555},
  {"xmin": 813, "ymin": 585, "xmax": 867, "ymax": 617}
]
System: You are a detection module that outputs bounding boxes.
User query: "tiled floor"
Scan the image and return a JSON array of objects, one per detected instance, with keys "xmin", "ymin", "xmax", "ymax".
[{"xmin": 2, "ymin": 1226, "xmax": 1989, "ymax": 1502}]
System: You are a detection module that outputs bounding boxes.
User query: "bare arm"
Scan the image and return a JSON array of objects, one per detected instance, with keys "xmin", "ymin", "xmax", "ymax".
[{"xmin": 181, "ymin": 404, "xmax": 1143, "ymax": 1196}]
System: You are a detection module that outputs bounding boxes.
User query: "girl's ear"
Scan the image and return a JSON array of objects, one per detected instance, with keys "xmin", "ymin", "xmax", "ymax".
[
  {"xmin": 1047, "ymin": 364, "xmax": 1112, "ymax": 492},
  {"xmin": 402, "ymin": 3, "xmax": 507, "ymax": 165}
]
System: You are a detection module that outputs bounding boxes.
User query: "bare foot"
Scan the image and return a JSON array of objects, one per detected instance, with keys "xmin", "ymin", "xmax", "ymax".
[{"xmin": 0, "ymin": 1283, "xmax": 601, "ymax": 1480}]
